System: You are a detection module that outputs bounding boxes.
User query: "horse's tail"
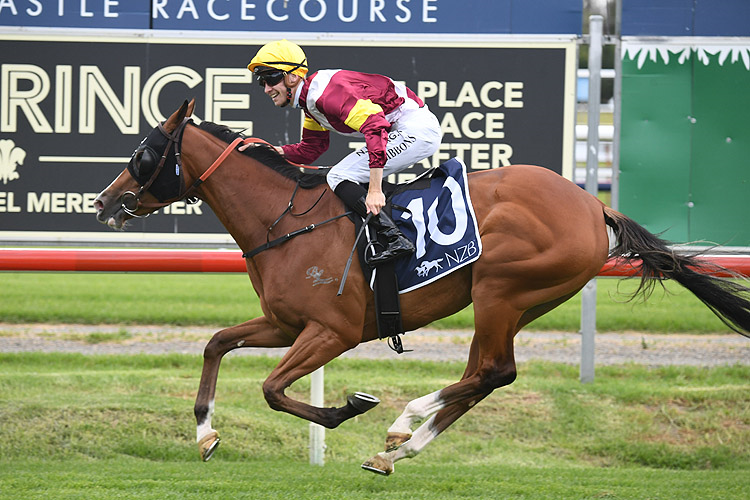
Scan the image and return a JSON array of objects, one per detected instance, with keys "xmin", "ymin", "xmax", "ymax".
[{"xmin": 603, "ymin": 206, "xmax": 750, "ymax": 338}]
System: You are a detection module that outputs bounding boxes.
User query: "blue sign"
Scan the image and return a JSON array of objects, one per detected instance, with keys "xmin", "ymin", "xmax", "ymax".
[
  {"xmin": 1, "ymin": 0, "xmax": 582, "ymax": 34},
  {"xmin": 623, "ymin": 0, "xmax": 750, "ymax": 37},
  {"xmin": 0, "ymin": 0, "xmax": 151, "ymax": 29}
]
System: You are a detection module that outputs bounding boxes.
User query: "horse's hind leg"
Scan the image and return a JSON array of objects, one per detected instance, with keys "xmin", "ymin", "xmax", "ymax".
[
  {"xmin": 195, "ymin": 317, "xmax": 291, "ymax": 461},
  {"xmin": 363, "ymin": 383, "xmax": 495, "ymax": 475},
  {"xmin": 362, "ymin": 374, "xmax": 511, "ymax": 475},
  {"xmin": 364, "ymin": 302, "xmax": 519, "ymax": 475},
  {"xmin": 380, "ymin": 336, "xmax": 482, "ymax": 452},
  {"xmin": 364, "ymin": 275, "xmax": 599, "ymax": 471}
]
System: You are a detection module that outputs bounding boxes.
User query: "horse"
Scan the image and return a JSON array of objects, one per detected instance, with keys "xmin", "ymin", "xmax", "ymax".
[{"xmin": 93, "ymin": 99, "xmax": 750, "ymax": 475}]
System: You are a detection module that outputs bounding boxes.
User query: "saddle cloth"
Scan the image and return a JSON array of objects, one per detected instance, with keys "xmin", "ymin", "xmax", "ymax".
[{"xmin": 364, "ymin": 157, "xmax": 482, "ymax": 294}]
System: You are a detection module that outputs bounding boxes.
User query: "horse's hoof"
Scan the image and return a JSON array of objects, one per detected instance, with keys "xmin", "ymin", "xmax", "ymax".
[
  {"xmin": 347, "ymin": 392, "xmax": 380, "ymax": 414},
  {"xmin": 385, "ymin": 432, "xmax": 411, "ymax": 452},
  {"xmin": 198, "ymin": 431, "xmax": 220, "ymax": 462},
  {"xmin": 361, "ymin": 452, "xmax": 394, "ymax": 476}
]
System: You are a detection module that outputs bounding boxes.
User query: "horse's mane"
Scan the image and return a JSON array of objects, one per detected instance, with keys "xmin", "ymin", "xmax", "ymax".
[{"xmin": 194, "ymin": 121, "xmax": 328, "ymax": 188}]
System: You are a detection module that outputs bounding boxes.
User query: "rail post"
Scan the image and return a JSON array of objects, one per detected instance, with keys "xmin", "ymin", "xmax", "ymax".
[
  {"xmin": 309, "ymin": 366, "xmax": 325, "ymax": 465},
  {"xmin": 581, "ymin": 14, "xmax": 604, "ymax": 384}
]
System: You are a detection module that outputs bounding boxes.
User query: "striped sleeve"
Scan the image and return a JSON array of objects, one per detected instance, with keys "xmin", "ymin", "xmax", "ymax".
[
  {"xmin": 281, "ymin": 117, "xmax": 330, "ymax": 164},
  {"xmin": 343, "ymin": 99, "xmax": 384, "ymax": 131},
  {"xmin": 345, "ymin": 99, "xmax": 391, "ymax": 169}
]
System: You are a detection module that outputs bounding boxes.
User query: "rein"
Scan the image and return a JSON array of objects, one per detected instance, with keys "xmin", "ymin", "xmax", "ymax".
[
  {"xmin": 189, "ymin": 137, "xmax": 348, "ymax": 259},
  {"xmin": 122, "ymin": 126, "xmax": 322, "ymax": 216},
  {"xmin": 125, "ymin": 125, "xmax": 348, "ymax": 261},
  {"xmin": 192, "ymin": 136, "xmax": 348, "ymax": 260}
]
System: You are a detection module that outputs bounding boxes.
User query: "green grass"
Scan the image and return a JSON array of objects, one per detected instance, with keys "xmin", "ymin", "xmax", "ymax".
[
  {"xmin": 0, "ymin": 272, "xmax": 264, "ymax": 326},
  {"xmin": 0, "ymin": 272, "xmax": 740, "ymax": 333},
  {"xmin": 2, "ymin": 461, "xmax": 747, "ymax": 500},
  {"xmin": 1, "ymin": 269, "xmax": 747, "ymax": 499},
  {"xmin": 0, "ymin": 354, "xmax": 748, "ymax": 499}
]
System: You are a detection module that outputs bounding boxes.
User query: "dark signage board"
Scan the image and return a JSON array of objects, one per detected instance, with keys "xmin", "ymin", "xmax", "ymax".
[{"xmin": 0, "ymin": 34, "xmax": 575, "ymax": 242}]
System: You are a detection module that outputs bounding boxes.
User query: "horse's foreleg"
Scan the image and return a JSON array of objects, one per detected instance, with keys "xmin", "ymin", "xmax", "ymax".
[
  {"xmin": 195, "ymin": 317, "xmax": 291, "ymax": 461},
  {"xmin": 261, "ymin": 321, "xmax": 377, "ymax": 429}
]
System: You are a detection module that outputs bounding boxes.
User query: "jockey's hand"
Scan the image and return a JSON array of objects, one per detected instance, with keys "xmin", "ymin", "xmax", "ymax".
[
  {"xmin": 366, "ymin": 190, "xmax": 385, "ymax": 216},
  {"xmin": 237, "ymin": 142, "xmax": 256, "ymax": 152},
  {"xmin": 239, "ymin": 143, "xmax": 283, "ymax": 155},
  {"xmin": 366, "ymin": 167, "xmax": 385, "ymax": 215}
]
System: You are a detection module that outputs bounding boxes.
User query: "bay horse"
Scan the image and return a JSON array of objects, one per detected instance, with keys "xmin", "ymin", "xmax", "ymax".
[{"xmin": 94, "ymin": 100, "xmax": 750, "ymax": 475}]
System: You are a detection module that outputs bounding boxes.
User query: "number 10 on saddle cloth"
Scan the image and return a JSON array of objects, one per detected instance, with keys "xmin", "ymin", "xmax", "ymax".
[{"xmin": 371, "ymin": 157, "xmax": 483, "ymax": 294}]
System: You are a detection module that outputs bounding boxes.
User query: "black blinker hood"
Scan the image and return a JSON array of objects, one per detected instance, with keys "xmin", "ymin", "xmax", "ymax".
[{"xmin": 126, "ymin": 122, "xmax": 187, "ymax": 202}]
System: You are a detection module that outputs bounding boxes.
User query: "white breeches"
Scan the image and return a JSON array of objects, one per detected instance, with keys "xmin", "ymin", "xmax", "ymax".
[{"xmin": 326, "ymin": 105, "xmax": 442, "ymax": 191}]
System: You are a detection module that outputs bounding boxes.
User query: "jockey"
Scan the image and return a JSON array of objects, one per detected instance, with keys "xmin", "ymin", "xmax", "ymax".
[{"xmin": 246, "ymin": 39, "xmax": 443, "ymax": 266}]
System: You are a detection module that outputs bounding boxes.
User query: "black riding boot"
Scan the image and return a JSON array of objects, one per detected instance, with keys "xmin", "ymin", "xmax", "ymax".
[
  {"xmin": 334, "ymin": 180, "xmax": 415, "ymax": 266},
  {"xmin": 367, "ymin": 211, "xmax": 415, "ymax": 266}
]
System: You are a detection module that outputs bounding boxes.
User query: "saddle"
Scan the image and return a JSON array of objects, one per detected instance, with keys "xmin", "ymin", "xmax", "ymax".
[{"xmin": 349, "ymin": 158, "xmax": 483, "ymax": 353}]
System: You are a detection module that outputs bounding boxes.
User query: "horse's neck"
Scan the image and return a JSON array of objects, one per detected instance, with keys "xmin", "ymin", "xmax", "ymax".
[{"xmin": 183, "ymin": 135, "xmax": 319, "ymax": 253}]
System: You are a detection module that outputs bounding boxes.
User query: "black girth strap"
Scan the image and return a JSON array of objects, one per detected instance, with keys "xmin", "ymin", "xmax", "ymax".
[
  {"xmin": 243, "ymin": 181, "xmax": 346, "ymax": 259},
  {"xmin": 242, "ymin": 212, "xmax": 350, "ymax": 259}
]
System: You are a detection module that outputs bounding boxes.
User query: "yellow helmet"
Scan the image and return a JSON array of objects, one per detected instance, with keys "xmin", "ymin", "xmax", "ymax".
[{"xmin": 247, "ymin": 39, "xmax": 308, "ymax": 77}]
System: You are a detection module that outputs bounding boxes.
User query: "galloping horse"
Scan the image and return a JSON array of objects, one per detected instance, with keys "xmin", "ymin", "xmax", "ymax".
[{"xmin": 94, "ymin": 100, "xmax": 750, "ymax": 475}]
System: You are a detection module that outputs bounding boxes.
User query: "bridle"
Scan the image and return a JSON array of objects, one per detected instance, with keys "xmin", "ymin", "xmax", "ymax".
[
  {"xmin": 122, "ymin": 118, "xmax": 278, "ymax": 218},
  {"xmin": 121, "ymin": 119, "xmax": 348, "ymax": 262},
  {"xmin": 121, "ymin": 117, "xmax": 191, "ymax": 217}
]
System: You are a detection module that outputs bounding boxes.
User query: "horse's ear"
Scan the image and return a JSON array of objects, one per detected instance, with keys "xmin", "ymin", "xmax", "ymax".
[
  {"xmin": 175, "ymin": 100, "xmax": 190, "ymax": 122},
  {"xmin": 165, "ymin": 99, "xmax": 195, "ymax": 130}
]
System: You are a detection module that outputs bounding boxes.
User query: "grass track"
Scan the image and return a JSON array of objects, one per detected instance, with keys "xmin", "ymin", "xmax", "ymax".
[
  {"xmin": 1, "ymin": 353, "xmax": 748, "ymax": 499},
  {"xmin": 0, "ymin": 272, "xmax": 741, "ymax": 333},
  {"xmin": 1, "ymin": 271, "xmax": 748, "ymax": 498},
  {"xmin": 2, "ymin": 460, "xmax": 747, "ymax": 500}
]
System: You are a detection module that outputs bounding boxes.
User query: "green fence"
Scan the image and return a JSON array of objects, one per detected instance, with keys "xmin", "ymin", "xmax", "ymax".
[{"xmin": 620, "ymin": 40, "xmax": 750, "ymax": 247}]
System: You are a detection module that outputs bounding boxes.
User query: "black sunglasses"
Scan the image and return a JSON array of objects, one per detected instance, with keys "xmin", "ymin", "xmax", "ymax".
[{"xmin": 256, "ymin": 70, "xmax": 285, "ymax": 87}]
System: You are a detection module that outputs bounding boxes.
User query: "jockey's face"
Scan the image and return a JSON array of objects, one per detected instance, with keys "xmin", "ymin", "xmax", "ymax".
[
  {"xmin": 260, "ymin": 72, "xmax": 302, "ymax": 108},
  {"xmin": 263, "ymin": 77, "xmax": 288, "ymax": 107}
]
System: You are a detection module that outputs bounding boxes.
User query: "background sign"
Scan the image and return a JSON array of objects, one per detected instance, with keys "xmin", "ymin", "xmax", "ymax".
[
  {"xmin": 0, "ymin": 34, "xmax": 575, "ymax": 238},
  {"xmin": 0, "ymin": 0, "xmax": 582, "ymax": 34}
]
